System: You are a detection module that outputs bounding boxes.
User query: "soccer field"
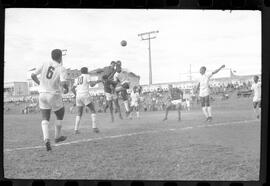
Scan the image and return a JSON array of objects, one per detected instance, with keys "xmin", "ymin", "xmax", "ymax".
[{"xmin": 4, "ymin": 97, "xmax": 260, "ymax": 180}]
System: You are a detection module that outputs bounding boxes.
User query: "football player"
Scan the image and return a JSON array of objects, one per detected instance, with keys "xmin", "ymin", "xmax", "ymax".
[
  {"xmin": 71, "ymin": 67, "xmax": 100, "ymax": 134},
  {"xmin": 101, "ymin": 74, "xmax": 122, "ymax": 122},
  {"xmin": 129, "ymin": 86, "xmax": 141, "ymax": 119},
  {"xmin": 113, "ymin": 61, "xmax": 131, "ymax": 117},
  {"xmin": 196, "ymin": 65, "xmax": 225, "ymax": 122},
  {"xmin": 251, "ymin": 75, "xmax": 261, "ymax": 119},
  {"xmin": 31, "ymin": 49, "xmax": 69, "ymax": 151},
  {"xmin": 163, "ymin": 85, "xmax": 183, "ymax": 121}
]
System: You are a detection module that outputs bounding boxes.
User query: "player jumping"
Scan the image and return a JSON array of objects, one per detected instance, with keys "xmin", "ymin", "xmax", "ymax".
[
  {"xmin": 101, "ymin": 74, "xmax": 122, "ymax": 122},
  {"xmin": 251, "ymin": 75, "xmax": 261, "ymax": 119},
  {"xmin": 196, "ymin": 65, "xmax": 225, "ymax": 122},
  {"xmin": 31, "ymin": 49, "xmax": 69, "ymax": 151},
  {"xmin": 114, "ymin": 61, "xmax": 131, "ymax": 117},
  {"xmin": 163, "ymin": 85, "xmax": 183, "ymax": 121},
  {"xmin": 71, "ymin": 67, "xmax": 100, "ymax": 134}
]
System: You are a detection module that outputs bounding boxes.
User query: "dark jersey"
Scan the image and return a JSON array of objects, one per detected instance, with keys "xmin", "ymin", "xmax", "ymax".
[
  {"xmin": 103, "ymin": 79, "xmax": 117, "ymax": 93},
  {"xmin": 103, "ymin": 66, "xmax": 116, "ymax": 80},
  {"xmin": 169, "ymin": 88, "xmax": 183, "ymax": 100}
]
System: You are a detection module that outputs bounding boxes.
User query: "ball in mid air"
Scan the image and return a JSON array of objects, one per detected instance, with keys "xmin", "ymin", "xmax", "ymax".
[{"xmin": 121, "ymin": 40, "xmax": 127, "ymax": 47}]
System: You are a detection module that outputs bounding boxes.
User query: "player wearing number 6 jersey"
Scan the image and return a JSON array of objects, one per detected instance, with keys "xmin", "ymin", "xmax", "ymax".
[
  {"xmin": 31, "ymin": 49, "xmax": 69, "ymax": 151},
  {"xmin": 71, "ymin": 67, "xmax": 100, "ymax": 134}
]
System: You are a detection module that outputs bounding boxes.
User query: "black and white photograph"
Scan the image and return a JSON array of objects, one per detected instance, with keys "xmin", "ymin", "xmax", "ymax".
[{"xmin": 4, "ymin": 9, "xmax": 261, "ymax": 180}]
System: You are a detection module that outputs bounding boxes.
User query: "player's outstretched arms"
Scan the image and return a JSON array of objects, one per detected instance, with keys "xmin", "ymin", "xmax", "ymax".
[
  {"xmin": 211, "ymin": 65, "xmax": 225, "ymax": 76},
  {"xmin": 90, "ymin": 80, "xmax": 103, "ymax": 87},
  {"xmin": 31, "ymin": 73, "xmax": 40, "ymax": 85}
]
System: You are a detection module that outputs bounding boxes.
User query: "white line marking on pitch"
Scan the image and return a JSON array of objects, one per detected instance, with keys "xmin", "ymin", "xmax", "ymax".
[{"xmin": 4, "ymin": 119, "xmax": 259, "ymax": 152}]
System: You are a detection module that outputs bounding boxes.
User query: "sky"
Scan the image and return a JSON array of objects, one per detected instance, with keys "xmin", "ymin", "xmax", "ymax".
[{"xmin": 4, "ymin": 9, "xmax": 261, "ymax": 84}]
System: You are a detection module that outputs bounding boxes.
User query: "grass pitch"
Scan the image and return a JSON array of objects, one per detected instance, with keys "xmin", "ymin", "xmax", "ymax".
[{"xmin": 4, "ymin": 97, "xmax": 260, "ymax": 180}]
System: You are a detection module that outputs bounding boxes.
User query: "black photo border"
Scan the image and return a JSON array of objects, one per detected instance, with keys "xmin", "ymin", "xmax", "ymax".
[{"xmin": 0, "ymin": 1, "xmax": 269, "ymax": 186}]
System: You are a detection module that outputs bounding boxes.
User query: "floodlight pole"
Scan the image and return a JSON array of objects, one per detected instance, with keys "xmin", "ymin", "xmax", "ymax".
[{"xmin": 138, "ymin": 30, "xmax": 159, "ymax": 85}]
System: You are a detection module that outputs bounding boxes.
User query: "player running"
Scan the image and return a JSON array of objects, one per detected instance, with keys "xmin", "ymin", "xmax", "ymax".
[
  {"xmin": 72, "ymin": 67, "xmax": 100, "ymax": 134},
  {"xmin": 251, "ymin": 75, "xmax": 261, "ymax": 119},
  {"xmin": 114, "ymin": 61, "xmax": 131, "ymax": 117},
  {"xmin": 163, "ymin": 85, "xmax": 183, "ymax": 121},
  {"xmin": 31, "ymin": 49, "xmax": 69, "ymax": 151},
  {"xmin": 129, "ymin": 86, "xmax": 141, "ymax": 119},
  {"xmin": 196, "ymin": 65, "xmax": 225, "ymax": 122}
]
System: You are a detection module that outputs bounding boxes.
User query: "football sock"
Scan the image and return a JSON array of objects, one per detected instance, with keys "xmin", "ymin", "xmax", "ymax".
[
  {"xmin": 202, "ymin": 107, "xmax": 208, "ymax": 118},
  {"xmin": 207, "ymin": 107, "xmax": 212, "ymax": 117},
  {"xmin": 165, "ymin": 107, "xmax": 169, "ymax": 118},
  {"xmin": 75, "ymin": 116, "xmax": 81, "ymax": 131},
  {"xmin": 41, "ymin": 120, "xmax": 49, "ymax": 141},
  {"xmin": 55, "ymin": 120, "xmax": 62, "ymax": 139},
  {"xmin": 178, "ymin": 110, "xmax": 181, "ymax": 120},
  {"xmin": 91, "ymin": 114, "xmax": 97, "ymax": 128},
  {"xmin": 124, "ymin": 101, "xmax": 130, "ymax": 112},
  {"xmin": 136, "ymin": 111, "xmax": 140, "ymax": 118}
]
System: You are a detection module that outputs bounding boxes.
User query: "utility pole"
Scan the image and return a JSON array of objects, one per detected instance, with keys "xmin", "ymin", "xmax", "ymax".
[
  {"xmin": 138, "ymin": 30, "xmax": 159, "ymax": 85},
  {"xmin": 189, "ymin": 64, "xmax": 192, "ymax": 81}
]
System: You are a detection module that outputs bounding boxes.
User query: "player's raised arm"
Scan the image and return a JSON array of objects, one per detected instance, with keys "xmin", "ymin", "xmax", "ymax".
[
  {"xmin": 209, "ymin": 65, "xmax": 225, "ymax": 78},
  {"xmin": 60, "ymin": 67, "xmax": 69, "ymax": 94},
  {"xmin": 31, "ymin": 64, "xmax": 43, "ymax": 85}
]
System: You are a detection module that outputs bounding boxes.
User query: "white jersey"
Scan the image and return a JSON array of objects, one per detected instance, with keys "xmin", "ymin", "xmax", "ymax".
[
  {"xmin": 251, "ymin": 82, "xmax": 261, "ymax": 102},
  {"xmin": 114, "ymin": 72, "xmax": 129, "ymax": 85},
  {"xmin": 33, "ymin": 61, "xmax": 67, "ymax": 94},
  {"xmin": 199, "ymin": 74, "xmax": 212, "ymax": 97},
  {"xmin": 131, "ymin": 91, "xmax": 140, "ymax": 103},
  {"xmin": 74, "ymin": 74, "xmax": 92, "ymax": 96}
]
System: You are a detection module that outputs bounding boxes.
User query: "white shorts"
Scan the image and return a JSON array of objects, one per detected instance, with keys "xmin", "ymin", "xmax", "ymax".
[
  {"xmin": 105, "ymin": 92, "xmax": 117, "ymax": 101},
  {"xmin": 39, "ymin": 93, "xmax": 63, "ymax": 111},
  {"xmin": 130, "ymin": 101, "xmax": 139, "ymax": 107},
  {"xmin": 171, "ymin": 99, "xmax": 182, "ymax": 105},
  {"xmin": 76, "ymin": 94, "xmax": 92, "ymax": 107}
]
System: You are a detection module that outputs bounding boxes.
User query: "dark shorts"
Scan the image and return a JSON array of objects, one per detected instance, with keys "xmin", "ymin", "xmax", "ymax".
[
  {"xmin": 253, "ymin": 101, "xmax": 261, "ymax": 108},
  {"xmin": 200, "ymin": 95, "xmax": 210, "ymax": 107}
]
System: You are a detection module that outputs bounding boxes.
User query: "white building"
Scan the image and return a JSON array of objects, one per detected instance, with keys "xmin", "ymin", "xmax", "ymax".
[{"xmin": 4, "ymin": 82, "xmax": 29, "ymax": 97}]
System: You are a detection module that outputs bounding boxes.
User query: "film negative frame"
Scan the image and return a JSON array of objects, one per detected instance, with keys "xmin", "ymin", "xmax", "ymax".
[{"xmin": 0, "ymin": 0, "xmax": 269, "ymax": 186}]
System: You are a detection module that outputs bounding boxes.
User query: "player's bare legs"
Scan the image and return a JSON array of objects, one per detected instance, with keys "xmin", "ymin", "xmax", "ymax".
[
  {"xmin": 201, "ymin": 96, "xmax": 212, "ymax": 122},
  {"xmin": 40, "ymin": 109, "xmax": 52, "ymax": 151},
  {"xmin": 108, "ymin": 100, "xmax": 114, "ymax": 122},
  {"xmin": 176, "ymin": 103, "xmax": 181, "ymax": 121},
  {"xmin": 114, "ymin": 98, "xmax": 123, "ymax": 119},
  {"xmin": 135, "ymin": 106, "xmax": 140, "ymax": 119},
  {"xmin": 74, "ymin": 106, "xmax": 83, "ymax": 134},
  {"xmin": 163, "ymin": 104, "xmax": 172, "ymax": 121},
  {"xmin": 129, "ymin": 106, "xmax": 134, "ymax": 119},
  {"xmin": 253, "ymin": 102, "xmax": 261, "ymax": 119},
  {"xmin": 87, "ymin": 102, "xmax": 99, "ymax": 133},
  {"xmin": 54, "ymin": 107, "xmax": 67, "ymax": 143},
  {"xmin": 116, "ymin": 88, "xmax": 130, "ymax": 117}
]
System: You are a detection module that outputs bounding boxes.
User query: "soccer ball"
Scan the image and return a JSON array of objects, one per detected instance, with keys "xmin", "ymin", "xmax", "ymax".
[{"xmin": 121, "ymin": 40, "xmax": 127, "ymax": 47}]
